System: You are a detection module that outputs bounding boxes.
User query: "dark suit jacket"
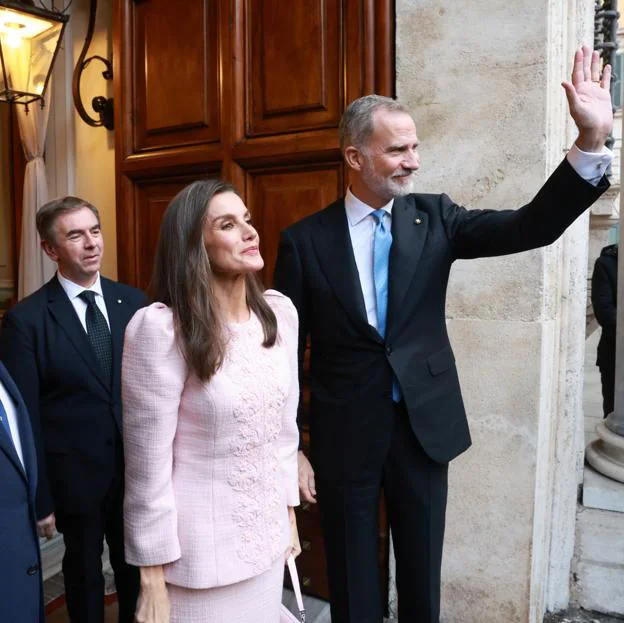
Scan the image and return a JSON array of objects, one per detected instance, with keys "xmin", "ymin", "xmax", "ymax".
[
  {"xmin": 0, "ymin": 275, "xmax": 147, "ymax": 519},
  {"xmin": 274, "ymin": 159, "xmax": 608, "ymax": 480},
  {"xmin": 0, "ymin": 362, "xmax": 42, "ymax": 622},
  {"xmin": 591, "ymin": 243, "xmax": 618, "ymax": 370}
]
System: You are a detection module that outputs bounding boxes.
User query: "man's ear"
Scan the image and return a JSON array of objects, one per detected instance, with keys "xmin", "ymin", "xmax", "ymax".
[
  {"xmin": 41, "ymin": 239, "xmax": 58, "ymax": 262},
  {"xmin": 344, "ymin": 145, "xmax": 364, "ymax": 171}
]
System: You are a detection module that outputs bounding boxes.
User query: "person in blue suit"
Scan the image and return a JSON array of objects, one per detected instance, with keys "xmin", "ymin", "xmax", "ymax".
[{"xmin": 0, "ymin": 361, "xmax": 43, "ymax": 622}]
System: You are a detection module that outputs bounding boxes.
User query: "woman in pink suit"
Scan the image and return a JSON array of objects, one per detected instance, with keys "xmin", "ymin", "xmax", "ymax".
[{"xmin": 121, "ymin": 180, "xmax": 300, "ymax": 622}]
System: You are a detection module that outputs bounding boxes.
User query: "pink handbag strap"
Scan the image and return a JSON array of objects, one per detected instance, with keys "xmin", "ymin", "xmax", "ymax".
[{"xmin": 286, "ymin": 554, "xmax": 306, "ymax": 622}]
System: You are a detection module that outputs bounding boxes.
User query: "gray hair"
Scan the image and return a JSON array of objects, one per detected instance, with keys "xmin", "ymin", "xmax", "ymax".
[
  {"xmin": 36, "ymin": 196, "xmax": 100, "ymax": 244},
  {"xmin": 339, "ymin": 95, "xmax": 412, "ymax": 153}
]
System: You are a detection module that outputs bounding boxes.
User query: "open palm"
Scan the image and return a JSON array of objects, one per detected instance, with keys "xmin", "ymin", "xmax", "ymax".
[{"xmin": 562, "ymin": 46, "xmax": 613, "ymax": 150}]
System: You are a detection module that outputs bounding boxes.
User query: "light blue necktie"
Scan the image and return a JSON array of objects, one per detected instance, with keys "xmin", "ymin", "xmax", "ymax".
[
  {"xmin": 372, "ymin": 209, "xmax": 392, "ymax": 337},
  {"xmin": 371, "ymin": 209, "xmax": 401, "ymax": 402},
  {"xmin": 0, "ymin": 397, "xmax": 13, "ymax": 439}
]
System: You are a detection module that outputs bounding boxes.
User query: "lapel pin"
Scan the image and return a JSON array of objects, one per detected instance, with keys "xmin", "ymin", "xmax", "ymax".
[
  {"xmin": 117, "ymin": 299, "xmax": 122, "ymax": 304},
  {"xmin": 414, "ymin": 218, "xmax": 422, "ymax": 225}
]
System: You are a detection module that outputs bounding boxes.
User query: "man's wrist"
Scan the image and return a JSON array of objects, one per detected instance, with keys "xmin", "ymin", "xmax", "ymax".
[{"xmin": 575, "ymin": 129, "xmax": 609, "ymax": 153}]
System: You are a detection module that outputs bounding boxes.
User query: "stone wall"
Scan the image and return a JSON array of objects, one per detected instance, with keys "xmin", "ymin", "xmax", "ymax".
[{"xmin": 396, "ymin": 1, "xmax": 593, "ymax": 620}]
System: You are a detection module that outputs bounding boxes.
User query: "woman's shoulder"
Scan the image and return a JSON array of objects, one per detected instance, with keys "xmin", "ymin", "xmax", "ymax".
[
  {"xmin": 263, "ymin": 289, "xmax": 296, "ymax": 316},
  {"xmin": 263, "ymin": 289, "xmax": 298, "ymax": 334},
  {"xmin": 126, "ymin": 302, "xmax": 175, "ymax": 339}
]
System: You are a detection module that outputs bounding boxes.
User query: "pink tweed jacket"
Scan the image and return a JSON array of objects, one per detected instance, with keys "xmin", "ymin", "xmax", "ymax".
[{"xmin": 122, "ymin": 290, "xmax": 300, "ymax": 588}]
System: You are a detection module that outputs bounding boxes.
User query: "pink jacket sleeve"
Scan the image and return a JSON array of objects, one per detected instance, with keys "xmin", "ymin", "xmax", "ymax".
[
  {"xmin": 266, "ymin": 290, "xmax": 300, "ymax": 507},
  {"xmin": 122, "ymin": 303, "xmax": 187, "ymax": 567}
]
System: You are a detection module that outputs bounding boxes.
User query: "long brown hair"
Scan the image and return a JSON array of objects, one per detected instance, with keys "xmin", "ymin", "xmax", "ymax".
[{"xmin": 149, "ymin": 179, "xmax": 277, "ymax": 381}]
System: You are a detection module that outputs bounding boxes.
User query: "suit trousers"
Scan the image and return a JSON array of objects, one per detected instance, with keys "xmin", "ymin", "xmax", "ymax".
[
  {"xmin": 317, "ymin": 401, "xmax": 448, "ymax": 623},
  {"xmin": 55, "ymin": 456, "xmax": 139, "ymax": 623},
  {"xmin": 600, "ymin": 366, "xmax": 615, "ymax": 418}
]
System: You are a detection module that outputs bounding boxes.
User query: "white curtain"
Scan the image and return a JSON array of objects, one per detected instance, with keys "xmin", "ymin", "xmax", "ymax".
[{"xmin": 16, "ymin": 90, "xmax": 56, "ymax": 300}]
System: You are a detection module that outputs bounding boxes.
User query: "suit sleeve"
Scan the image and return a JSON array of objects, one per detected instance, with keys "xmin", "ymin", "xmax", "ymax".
[
  {"xmin": 122, "ymin": 304, "xmax": 186, "ymax": 567},
  {"xmin": 0, "ymin": 311, "xmax": 54, "ymax": 519},
  {"xmin": 273, "ymin": 230, "xmax": 308, "ymax": 449},
  {"xmin": 444, "ymin": 158, "xmax": 609, "ymax": 260},
  {"xmin": 592, "ymin": 257, "xmax": 617, "ymax": 331}
]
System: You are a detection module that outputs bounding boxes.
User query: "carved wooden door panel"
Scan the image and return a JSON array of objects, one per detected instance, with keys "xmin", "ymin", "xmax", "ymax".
[{"xmin": 114, "ymin": 0, "xmax": 393, "ymax": 602}]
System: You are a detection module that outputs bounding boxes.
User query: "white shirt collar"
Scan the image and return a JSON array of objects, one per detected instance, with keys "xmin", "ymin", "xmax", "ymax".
[
  {"xmin": 344, "ymin": 187, "xmax": 394, "ymax": 227},
  {"xmin": 57, "ymin": 271, "xmax": 104, "ymax": 301}
]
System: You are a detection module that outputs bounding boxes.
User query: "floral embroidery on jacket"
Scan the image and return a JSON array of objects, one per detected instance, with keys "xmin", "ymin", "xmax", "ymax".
[{"xmin": 225, "ymin": 317, "xmax": 288, "ymax": 571}]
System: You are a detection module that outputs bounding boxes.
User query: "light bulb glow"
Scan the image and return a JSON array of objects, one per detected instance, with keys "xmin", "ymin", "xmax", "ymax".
[
  {"xmin": 0, "ymin": 9, "xmax": 54, "ymax": 39},
  {"xmin": 5, "ymin": 31, "xmax": 22, "ymax": 48}
]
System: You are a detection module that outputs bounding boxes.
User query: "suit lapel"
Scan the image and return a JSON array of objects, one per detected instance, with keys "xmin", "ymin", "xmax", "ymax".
[
  {"xmin": 0, "ymin": 364, "xmax": 29, "ymax": 485},
  {"xmin": 387, "ymin": 196, "xmax": 428, "ymax": 336},
  {"xmin": 0, "ymin": 425, "xmax": 25, "ymax": 482},
  {"xmin": 46, "ymin": 276, "xmax": 111, "ymax": 394},
  {"xmin": 313, "ymin": 200, "xmax": 383, "ymax": 343},
  {"xmin": 101, "ymin": 279, "xmax": 125, "ymax": 404}
]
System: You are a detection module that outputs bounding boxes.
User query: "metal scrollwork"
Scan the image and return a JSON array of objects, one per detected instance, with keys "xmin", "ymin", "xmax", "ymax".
[{"xmin": 71, "ymin": 0, "xmax": 113, "ymax": 130}]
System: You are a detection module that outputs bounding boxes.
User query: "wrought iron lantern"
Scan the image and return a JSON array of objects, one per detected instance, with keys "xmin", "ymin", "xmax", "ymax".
[{"xmin": 0, "ymin": 0, "xmax": 68, "ymax": 107}]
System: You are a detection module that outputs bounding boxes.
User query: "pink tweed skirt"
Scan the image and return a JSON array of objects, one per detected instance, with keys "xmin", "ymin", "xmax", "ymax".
[{"xmin": 167, "ymin": 557, "xmax": 285, "ymax": 622}]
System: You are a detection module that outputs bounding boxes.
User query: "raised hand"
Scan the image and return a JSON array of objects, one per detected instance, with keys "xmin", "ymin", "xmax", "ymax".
[{"xmin": 562, "ymin": 45, "xmax": 614, "ymax": 152}]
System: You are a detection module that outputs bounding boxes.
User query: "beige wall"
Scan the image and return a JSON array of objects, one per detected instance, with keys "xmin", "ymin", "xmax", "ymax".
[{"xmin": 63, "ymin": 0, "xmax": 117, "ymax": 279}]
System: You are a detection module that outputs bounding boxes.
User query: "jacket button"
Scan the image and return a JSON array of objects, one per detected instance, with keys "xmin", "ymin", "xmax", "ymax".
[
  {"xmin": 383, "ymin": 390, "xmax": 392, "ymax": 399},
  {"xmin": 386, "ymin": 345, "xmax": 392, "ymax": 355},
  {"xmin": 27, "ymin": 564, "xmax": 39, "ymax": 576}
]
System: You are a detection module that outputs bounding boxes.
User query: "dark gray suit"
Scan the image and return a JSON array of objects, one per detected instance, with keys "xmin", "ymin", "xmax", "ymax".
[
  {"xmin": 0, "ymin": 275, "xmax": 147, "ymax": 623},
  {"xmin": 274, "ymin": 159, "xmax": 608, "ymax": 622},
  {"xmin": 0, "ymin": 362, "xmax": 42, "ymax": 622}
]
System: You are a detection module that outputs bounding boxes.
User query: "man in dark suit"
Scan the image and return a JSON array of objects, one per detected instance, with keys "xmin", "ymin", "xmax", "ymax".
[
  {"xmin": 0, "ymin": 196, "xmax": 147, "ymax": 623},
  {"xmin": 274, "ymin": 47, "xmax": 613, "ymax": 622},
  {"xmin": 0, "ymin": 361, "xmax": 43, "ymax": 622},
  {"xmin": 591, "ymin": 242, "xmax": 618, "ymax": 417}
]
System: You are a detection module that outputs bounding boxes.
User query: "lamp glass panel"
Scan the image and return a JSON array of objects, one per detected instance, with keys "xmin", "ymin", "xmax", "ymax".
[{"xmin": 0, "ymin": 7, "xmax": 63, "ymax": 102}]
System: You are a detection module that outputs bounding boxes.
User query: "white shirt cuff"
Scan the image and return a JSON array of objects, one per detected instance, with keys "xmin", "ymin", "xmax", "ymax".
[{"xmin": 566, "ymin": 143, "xmax": 613, "ymax": 186}]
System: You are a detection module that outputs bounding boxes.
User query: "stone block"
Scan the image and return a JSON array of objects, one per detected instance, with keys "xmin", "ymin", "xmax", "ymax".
[
  {"xmin": 573, "ymin": 506, "xmax": 624, "ymax": 615},
  {"xmin": 575, "ymin": 507, "xmax": 624, "ymax": 567},
  {"xmin": 574, "ymin": 560, "xmax": 624, "ymax": 616},
  {"xmin": 440, "ymin": 319, "xmax": 548, "ymax": 622},
  {"xmin": 447, "ymin": 254, "xmax": 545, "ymax": 323},
  {"xmin": 582, "ymin": 465, "xmax": 624, "ymax": 513}
]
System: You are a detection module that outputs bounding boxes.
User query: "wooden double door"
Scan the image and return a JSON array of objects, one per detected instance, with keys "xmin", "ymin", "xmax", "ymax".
[{"xmin": 114, "ymin": 0, "xmax": 394, "ymax": 601}]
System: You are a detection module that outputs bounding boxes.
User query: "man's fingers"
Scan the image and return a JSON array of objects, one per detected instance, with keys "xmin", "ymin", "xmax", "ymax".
[
  {"xmin": 37, "ymin": 514, "xmax": 57, "ymax": 539},
  {"xmin": 297, "ymin": 452, "xmax": 317, "ymax": 502},
  {"xmin": 571, "ymin": 48, "xmax": 584, "ymax": 86},
  {"xmin": 299, "ymin": 483, "xmax": 316, "ymax": 503},
  {"xmin": 561, "ymin": 81, "xmax": 578, "ymax": 106},
  {"xmin": 601, "ymin": 64, "xmax": 612, "ymax": 90},
  {"xmin": 590, "ymin": 49, "xmax": 601, "ymax": 82},
  {"xmin": 582, "ymin": 45, "xmax": 592, "ymax": 81}
]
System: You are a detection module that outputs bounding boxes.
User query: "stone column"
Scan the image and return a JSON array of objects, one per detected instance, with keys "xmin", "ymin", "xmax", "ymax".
[
  {"xmin": 585, "ymin": 125, "xmax": 624, "ymax": 479},
  {"xmin": 395, "ymin": 1, "xmax": 592, "ymax": 621}
]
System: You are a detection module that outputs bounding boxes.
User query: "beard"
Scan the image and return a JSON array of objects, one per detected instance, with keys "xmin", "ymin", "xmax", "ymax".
[{"xmin": 360, "ymin": 162, "xmax": 415, "ymax": 200}]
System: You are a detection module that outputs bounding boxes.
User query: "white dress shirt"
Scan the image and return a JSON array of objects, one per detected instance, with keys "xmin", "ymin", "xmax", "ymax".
[
  {"xmin": 57, "ymin": 271, "xmax": 111, "ymax": 332},
  {"xmin": 345, "ymin": 144, "xmax": 613, "ymax": 332},
  {"xmin": 0, "ymin": 380, "xmax": 25, "ymax": 469}
]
